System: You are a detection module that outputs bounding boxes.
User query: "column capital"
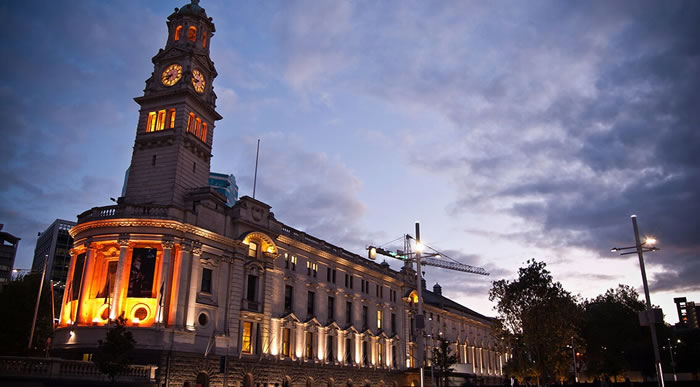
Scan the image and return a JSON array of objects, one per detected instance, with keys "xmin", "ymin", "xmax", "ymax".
[
  {"xmin": 162, "ymin": 239, "xmax": 175, "ymax": 249},
  {"xmin": 118, "ymin": 235, "xmax": 130, "ymax": 247}
]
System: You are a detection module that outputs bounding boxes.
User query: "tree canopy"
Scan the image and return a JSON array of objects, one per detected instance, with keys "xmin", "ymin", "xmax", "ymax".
[{"xmin": 94, "ymin": 315, "xmax": 136, "ymax": 383}]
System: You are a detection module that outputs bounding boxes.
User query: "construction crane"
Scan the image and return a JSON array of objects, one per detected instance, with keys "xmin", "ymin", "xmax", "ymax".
[{"xmin": 366, "ymin": 222, "xmax": 489, "ymax": 387}]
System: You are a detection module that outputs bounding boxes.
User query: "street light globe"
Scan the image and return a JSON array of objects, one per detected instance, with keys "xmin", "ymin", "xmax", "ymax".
[
  {"xmin": 415, "ymin": 242, "xmax": 424, "ymax": 252},
  {"xmin": 645, "ymin": 237, "xmax": 657, "ymax": 245}
]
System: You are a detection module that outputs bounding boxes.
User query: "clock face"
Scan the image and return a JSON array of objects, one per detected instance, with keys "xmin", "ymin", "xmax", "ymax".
[
  {"xmin": 192, "ymin": 69, "xmax": 206, "ymax": 93},
  {"xmin": 161, "ymin": 64, "xmax": 183, "ymax": 86}
]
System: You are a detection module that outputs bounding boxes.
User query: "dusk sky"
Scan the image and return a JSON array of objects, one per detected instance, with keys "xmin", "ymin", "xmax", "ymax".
[{"xmin": 1, "ymin": 0, "xmax": 698, "ymax": 323}]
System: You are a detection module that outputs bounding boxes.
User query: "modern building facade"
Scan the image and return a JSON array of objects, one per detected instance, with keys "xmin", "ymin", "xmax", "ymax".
[
  {"xmin": 674, "ymin": 297, "xmax": 699, "ymax": 330},
  {"xmin": 53, "ymin": 2, "xmax": 506, "ymax": 386},
  {"xmin": 0, "ymin": 225, "xmax": 20, "ymax": 288},
  {"xmin": 209, "ymin": 172, "xmax": 239, "ymax": 206},
  {"xmin": 32, "ymin": 219, "xmax": 76, "ymax": 284}
]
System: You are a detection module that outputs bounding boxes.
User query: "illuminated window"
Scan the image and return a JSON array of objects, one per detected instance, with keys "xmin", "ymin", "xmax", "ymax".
[
  {"xmin": 188, "ymin": 26, "xmax": 197, "ymax": 41},
  {"xmin": 248, "ymin": 241, "xmax": 257, "ymax": 257},
  {"xmin": 202, "ymin": 30, "xmax": 207, "ymax": 48},
  {"xmin": 174, "ymin": 25, "xmax": 182, "ymax": 41},
  {"xmin": 156, "ymin": 110, "xmax": 166, "ymax": 130},
  {"xmin": 282, "ymin": 327, "xmax": 291, "ymax": 357},
  {"xmin": 377, "ymin": 310, "xmax": 382, "ymax": 330},
  {"xmin": 195, "ymin": 117, "xmax": 201, "ymax": 137},
  {"xmin": 326, "ymin": 334, "xmax": 334, "ymax": 361},
  {"xmin": 241, "ymin": 321, "xmax": 253, "ymax": 353},
  {"xmin": 147, "ymin": 112, "xmax": 157, "ymax": 132},
  {"xmin": 168, "ymin": 109, "xmax": 176, "ymax": 128},
  {"xmin": 187, "ymin": 112, "xmax": 195, "ymax": 133},
  {"xmin": 201, "ymin": 123, "xmax": 207, "ymax": 141}
]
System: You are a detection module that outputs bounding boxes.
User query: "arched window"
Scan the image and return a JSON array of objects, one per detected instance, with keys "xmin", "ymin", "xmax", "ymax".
[
  {"xmin": 168, "ymin": 109, "xmax": 176, "ymax": 128},
  {"xmin": 174, "ymin": 25, "xmax": 182, "ymax": 41},
  {"xmin": 146, "ymin": 112, "xmax": 157, "ymax": 132},
  {"xmin": 156, "ymin": 110, "xmax": 166, "ymax": 130},
  {"xmin": 195, "ymin": 117, "xmax": 201, "ymax": 137},
  {"xmin": 196, "ymin": 372, "xmax": 209, "ymax": 387},
  {"xmin": 202, "ymin": 30, "xmax": 207, "ymax": 48},
  {"xmin": 188, "ymin": 26, "xmax": 197, "ymax": 41},
  {"xmin": 201, "ymin": 123, "xmax": 207, "ymax": 141},
  {"xmin": 187, "ymin": 112, "xmax": 195, "ymax": 133}
]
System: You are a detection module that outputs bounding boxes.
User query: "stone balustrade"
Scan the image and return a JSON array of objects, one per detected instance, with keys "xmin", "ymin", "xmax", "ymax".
[{"xmin": 0, "ymin": 356, "xmax": 156, "ymax": 383}]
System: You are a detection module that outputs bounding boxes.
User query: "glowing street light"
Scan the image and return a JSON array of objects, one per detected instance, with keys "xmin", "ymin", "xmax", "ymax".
[{"xmin": 611, "ymin": 215, "xmax": 664, "ymax": 387}]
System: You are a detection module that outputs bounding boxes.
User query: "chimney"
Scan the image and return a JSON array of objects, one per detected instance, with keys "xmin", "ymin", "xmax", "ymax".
[{"xmin": 433, "ymin": 283, "xmax": 442, "ymax": 295}]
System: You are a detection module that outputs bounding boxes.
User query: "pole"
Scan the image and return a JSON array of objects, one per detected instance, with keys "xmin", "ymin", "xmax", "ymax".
[
  {"xmin": 253, "ymin": 139, "xmax": 260, "ymax": 199},
  {"xmin": 631, "ymin": 215, "xmax": 664, "ymax": 387},
  {"xmin": 667, "ymin": 338, "xmax": 677, "ymax": 382},
  {"xmin": 29, "ymin": 255, "xmax": 48, "ymax": 350},
  {"xmin": 415, "ymin": 222, "xmax": 425, "ymax": 387},
  {"xmin": 571, "ymin": 336, "xmax": 578, "ymax": 383}
]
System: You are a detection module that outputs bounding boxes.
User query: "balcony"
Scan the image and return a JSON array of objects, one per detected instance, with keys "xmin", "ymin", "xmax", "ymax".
[{"xmin": 77, "ymin": 204, "xmax": 172, "ymax": 224}]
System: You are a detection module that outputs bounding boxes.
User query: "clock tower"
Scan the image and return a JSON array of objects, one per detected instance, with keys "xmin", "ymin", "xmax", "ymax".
[{"xmin": 123, "ymin": 0, "xmax": 222, "ymax": 208}]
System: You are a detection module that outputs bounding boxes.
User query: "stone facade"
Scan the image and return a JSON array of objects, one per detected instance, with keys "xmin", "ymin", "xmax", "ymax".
[{"xmin": 52, "ymin": 2, "xmax": 507, "ymax": 386}]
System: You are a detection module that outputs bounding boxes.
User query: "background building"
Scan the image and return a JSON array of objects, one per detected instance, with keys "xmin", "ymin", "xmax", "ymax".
[
  {"xmin": 209, "ymin": 172, "xmax": 238, "ymax": 206},
  {"xmin": 674, "ymin": 297, "xmax": 699, "ymax": 330},
  {"xmin": 0, "ymin": 225, "xmax": 20, "ymax": 288},
  {"xmin": 32, "ymin": 219, "xmax": 76, "ymax": 284}
]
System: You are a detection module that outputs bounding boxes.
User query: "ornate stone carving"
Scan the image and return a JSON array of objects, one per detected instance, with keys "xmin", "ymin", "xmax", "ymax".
[
  {"xmin": 162, "ymin": 239, "xmax": 175, "ymax": 249},
  {"xmin": 191, "ymin": 241, "xmax": 203, "ymax": 256}
]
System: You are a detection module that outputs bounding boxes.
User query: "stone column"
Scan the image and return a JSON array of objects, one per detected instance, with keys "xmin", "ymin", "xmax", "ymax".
[
  {"xmin": 168, "ymin": 244, "xmax": 185, "ymax": 327},
  {"xmin": 60, "ymin": 249, "xmax": 77, "ymax": 325},
  {"xmin": 158, "ymin": 239, "xmax": 174, "ymax": 325},
  {"xmin": 77, "ymin": 242, "xmax": 96, "ymax": 324},
  {"xmin": 110, "ymin": 236, "xmax": 130, "ymax": 320},
  {"xmin": 185, "ymin": 241, "xmax": 203, "ymax": 330}
]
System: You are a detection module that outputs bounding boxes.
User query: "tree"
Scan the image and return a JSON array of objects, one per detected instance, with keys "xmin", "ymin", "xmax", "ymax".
[
  {"xmin": 582, "ymin": 285, "xmax": 651, "ymax": 380},
  {"xmin": 0, "ymin": 273, "xmax": 53, "ymax": 356},
  {"xmin": 94, "ymin": 315, "xmax": 136, "ymax": 383},
  {"xmin": 432, "ymin": 336, "xmax": 458, "ymax": 387},
  {"xmin": 489, "ymin": 259, "xmax": 582, "ymax": 384}
]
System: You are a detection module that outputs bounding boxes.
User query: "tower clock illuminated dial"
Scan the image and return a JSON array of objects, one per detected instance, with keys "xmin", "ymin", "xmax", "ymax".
[
  {"xmin": 161, "ymin": 64, "xmax": 183, "ymax": 86},
  {"xmin": 192, "ymin": 69, "xmax": 206, "ymax": 93}
]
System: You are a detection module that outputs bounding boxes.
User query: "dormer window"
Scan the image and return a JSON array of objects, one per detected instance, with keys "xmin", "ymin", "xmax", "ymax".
[
  {"xmin": 187, "ymin": 26, "xmax": 197, "ymax": 42},
  {"xmin": 174, "ymin": 25, "xmax": 182, "ymax": 41}
]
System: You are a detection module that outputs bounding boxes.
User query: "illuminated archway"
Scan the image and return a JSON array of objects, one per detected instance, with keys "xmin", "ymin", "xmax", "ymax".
[{"xmin": 242, "ymin": 231, "xmax": 279, "ymax": 256}]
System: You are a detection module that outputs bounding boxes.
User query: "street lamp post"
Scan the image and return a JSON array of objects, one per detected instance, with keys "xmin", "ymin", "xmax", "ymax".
[
  {"xmin": 611, "ymin": 215, "xmax": 664, "ymax": 387},
  {"xmin": 571, "ymin": 336, "xmax": 578, "ymax": 383},
  {"xmin": 28, "ymin": 255, "xmax": 48, "ymax": 350},
  {"xmin": 667, "ymin": 338, "xmax": 677, "ymax": 382}
]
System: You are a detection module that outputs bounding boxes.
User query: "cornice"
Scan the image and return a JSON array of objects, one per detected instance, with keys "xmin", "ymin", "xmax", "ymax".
[{"xmin": 70, "ymin": 218, "xmax": 243, "ymax": 249}]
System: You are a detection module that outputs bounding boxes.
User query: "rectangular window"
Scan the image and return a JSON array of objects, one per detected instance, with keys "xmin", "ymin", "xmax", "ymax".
[
  {"xmin": 345, "ymin": 337, "xmax": 353, "ymax": 363},
  {"xmin": 346, "ymin": 301, "xmax": 352, "ymax": 325},
  {"xmin": 284, "ymin": 285, "xmax": 293, "ymax": 313},
  {"xmin": 127, "ymin": 248, "xmax": 157, "ymax": 298},
  {"xmin": 282, "ymin": 327, "xmax": 291, "ymax": 357},
  {"xmin": 70, "ymin": 253, "xmax": 86, "ymax": 301},
  {"xmin": 332, "ymin": 269, "xmax": 336, "ymax": 283},
  {"xmin": 361, "ymin": 279, "xmax": 365, "ymax": 293},
  {"xmin": 248, "ymin": 241, "xmax": 257, "ymax": 258},
  {"xmin": 291, "ymin": 255, "xmax": 297, "ymax": 271},
  {"xmin": 201, "ymin": 268, "xmax": 212, "ymax": 293},
  {"xmin": 380, "ymin": 286, "xmax": 384, "ymax": 299},
  {"xmin": 345, "ymin": 274, "xmax": 349, "ymax": 288},
  {"xmin": 376, "ymin": 284, "xmax": 379, "ymax": 297},
  {"xmin": 241, "ymin": 321, "xmax": 252, "ymax": 353},
  {"xmin": 377, "ymin": 310, "xmax": 383, "ymax": 330},
  {"xmin": 362, "ymin": 306, "xmax": 368, "ymax": 329},
  {"xmin": 312, "ymin": 263, "xmax": 317, "ymax": 277},
  {"xmin": 307, "ymin": 291, "xmax": 315, "ymax": 317},
  {"xmin": 350, "ymin": 276, "xmax": 354, "ymax": 289},
  {"xmin": 147, "ymin": 111, "xmax": 157, "ymax": 132},
  {"xmin": 327, "ymin": 267, "xmax": 331, "ymax": 282},
  {"xmin": 328, "ymin": 296, "xmax": 335, "ymax": 322},
  {"xmin": 326, "ymin": 335, "xmax": 333, "ymax": 361},
  {"xmin": 378, "ymin": 342, "xmax": 384, "ymax": 365},
  {"xmin": 391, "ymin": 313, "xmax": 396, "ymax": 334},
  {"xmin": 307, "ymin": 261, "xmax": 312, "ymax": 275},
  {"xmin": 246, "ymin": 275, "xmax": 257, "ymax": 302},
  {"xmin": 362, "ymin": 341, "xmax": 368, "ymax": 365},
  {"xmin": 305, "ymin": 331, "xmax": 314, "ymax": 360}
]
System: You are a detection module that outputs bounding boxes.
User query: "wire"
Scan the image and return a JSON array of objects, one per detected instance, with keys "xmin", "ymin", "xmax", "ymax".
[{"xmin": 378, "ymin": 235, "xmax": 405, "ymax": 248}]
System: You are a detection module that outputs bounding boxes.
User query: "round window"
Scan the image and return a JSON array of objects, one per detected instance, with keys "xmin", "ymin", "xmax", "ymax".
[
  {"xmin": 198, "ymin": 312, "xmax": 209, "ymax": 326},
  {"xmin": 134, "ymin": 307, "xmax": 148, "ymax": 321}
]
